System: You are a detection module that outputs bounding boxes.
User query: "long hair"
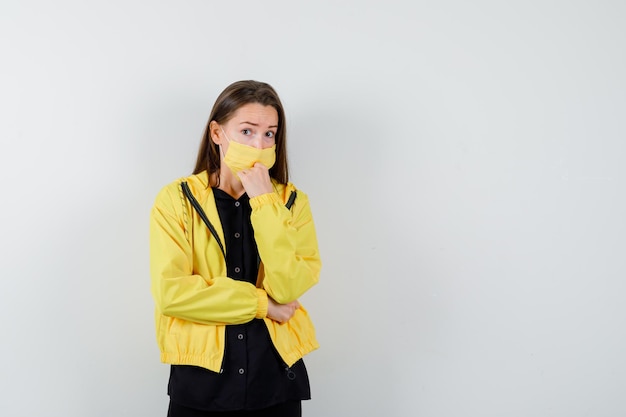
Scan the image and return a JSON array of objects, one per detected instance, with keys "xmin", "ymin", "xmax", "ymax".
[{"xmin": 193, "ymin": 80, "xmax": 289, "ymax": 185}]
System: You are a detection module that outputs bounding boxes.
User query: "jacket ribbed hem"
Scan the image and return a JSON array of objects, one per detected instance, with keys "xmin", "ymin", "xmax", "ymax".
[
  {"xmin": 161, "ymin": 352, "xmax": 224, "ymax": 373},
  {"xmin": 160, "ymin": 339, "xmax": 319, "ymax": 372},
  {"xmin": 280, "ymin": 340, "xmax": 320, "ymax": 368}
]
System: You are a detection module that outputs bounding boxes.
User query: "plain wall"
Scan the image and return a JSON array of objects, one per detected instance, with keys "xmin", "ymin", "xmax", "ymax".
[{"xmin": 1, "ymin": 1, "xmax": 625, "ymax": 416}]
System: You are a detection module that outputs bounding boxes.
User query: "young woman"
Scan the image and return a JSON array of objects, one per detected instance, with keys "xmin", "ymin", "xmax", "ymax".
[{"xmin": 150, "ymin": 80, "xmax": 321, "ymax": 417}]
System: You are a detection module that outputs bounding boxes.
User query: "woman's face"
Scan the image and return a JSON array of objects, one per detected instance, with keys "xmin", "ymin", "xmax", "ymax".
[{"xmin": 213, "ymin": 102, "xmax": 279, "ymax": 152}]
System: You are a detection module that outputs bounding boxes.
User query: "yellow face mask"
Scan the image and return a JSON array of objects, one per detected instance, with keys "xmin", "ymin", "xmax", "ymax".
[{"xmin": 220, "ymin": 127, "xmax": 276, "ymax": 178}]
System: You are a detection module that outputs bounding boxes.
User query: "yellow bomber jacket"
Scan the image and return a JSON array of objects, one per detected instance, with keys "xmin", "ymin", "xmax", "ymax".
[{"xmin": 149, "ymin": 171, "xmax": 321, "ymax": 372}]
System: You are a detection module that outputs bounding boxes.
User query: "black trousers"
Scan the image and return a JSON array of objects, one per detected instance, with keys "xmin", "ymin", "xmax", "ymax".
[{"xmin": 167, "ymin": 400, "xmax": 302, "ymax": 417}]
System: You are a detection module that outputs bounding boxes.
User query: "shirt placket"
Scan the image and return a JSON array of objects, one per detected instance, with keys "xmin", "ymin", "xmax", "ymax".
[{"xmin": 228, "ymin": 198, "xmax": 248, "ymax": 397}]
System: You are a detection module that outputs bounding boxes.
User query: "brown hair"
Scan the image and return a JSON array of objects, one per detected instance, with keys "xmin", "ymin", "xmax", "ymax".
[{"xmin": 193, "ymin": 80, "xmax": 289, "ymax": 185}]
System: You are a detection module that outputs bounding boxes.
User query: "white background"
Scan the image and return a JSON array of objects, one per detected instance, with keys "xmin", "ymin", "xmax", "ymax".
[{"xmin": 1, "ymin": 1, "xmax": 625, "ymax": 416}]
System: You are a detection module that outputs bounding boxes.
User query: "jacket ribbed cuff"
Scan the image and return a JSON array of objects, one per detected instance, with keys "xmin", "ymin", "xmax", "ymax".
[
  {"xmin": 256, "ymin": 288, "xmax": 268, "ymax": 319},
  {"xmin": 250, "ymin": 192, "xmax": 281, "ymax": 210}
]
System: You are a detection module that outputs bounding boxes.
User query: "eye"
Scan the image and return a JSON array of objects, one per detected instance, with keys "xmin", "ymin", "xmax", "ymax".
[
  {"xmin": 265, "ymin": 131, "xmax": 275, "ymax": 139},
  {"xmin": 241, "ymin": 128, "xmax": 252, "ymax": 135}
]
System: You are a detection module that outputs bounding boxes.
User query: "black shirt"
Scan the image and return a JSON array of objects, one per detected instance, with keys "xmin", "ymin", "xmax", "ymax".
[{"xmin": 167, "ymin": 188, "xmax": 310, "ymax": 412}]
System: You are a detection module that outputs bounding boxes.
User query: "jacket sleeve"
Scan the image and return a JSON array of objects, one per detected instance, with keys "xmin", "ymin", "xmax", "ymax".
[
  {"xmin": 249, "ymin": 189, "xmax": 321, "ymax": 304},
  {"xmin": 150, "ymin": 184, "xmax": 268, "ymax": 325}
]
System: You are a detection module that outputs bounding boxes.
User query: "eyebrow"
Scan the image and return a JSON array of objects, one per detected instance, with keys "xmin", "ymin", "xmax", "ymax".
[{"xmin": 239, "ymin": 121, "xmax": 278, "ymax": 129}]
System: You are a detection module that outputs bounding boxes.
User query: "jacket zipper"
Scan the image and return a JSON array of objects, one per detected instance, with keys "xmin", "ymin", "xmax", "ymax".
[{"xmin": 181, "ymin": 181, "xmax": 226, "ymax": 259}]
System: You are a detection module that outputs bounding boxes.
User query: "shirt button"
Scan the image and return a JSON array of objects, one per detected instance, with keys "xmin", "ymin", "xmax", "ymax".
[
  {"xmin": 234, "ymin": 201, "xmax": 240, "ymax": 207},
  {"xmin": 234, "ymin": 232, "xmax": 241, "ymax": 238},
  {"xmin": 238, "ymin": 368, "xmax": 245, "ymax": 375},
  {"xmin": 234, "ymin": 267, "xmax": 241, "ymax": 273},
  {"xmin": 238, "ymin": 333, "xmax": 244, "ymax": 340}
]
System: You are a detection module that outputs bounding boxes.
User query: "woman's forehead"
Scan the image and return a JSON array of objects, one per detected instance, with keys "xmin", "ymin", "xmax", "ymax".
[{"xmin": 230, "ymin": 103, "xmax": 279, "ymax": 127}]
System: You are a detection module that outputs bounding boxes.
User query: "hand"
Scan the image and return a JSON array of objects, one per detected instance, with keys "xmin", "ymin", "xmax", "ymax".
[
  {"xmin": 238, "ymin": 162, "xmax": 273, "ymax": 198},
  {"xmin": 267, "ymin": 298, "xmax": 300, "ymax": 324}
]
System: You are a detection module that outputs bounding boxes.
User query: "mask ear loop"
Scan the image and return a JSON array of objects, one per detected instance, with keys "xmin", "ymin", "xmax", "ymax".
[
  {"xmin": 218, "ymin": 126, "xmax": 230, "ymax": 159},
  {"xmin": 219, "ymin": 126, "xmax": 232, "ymax": 143}
]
